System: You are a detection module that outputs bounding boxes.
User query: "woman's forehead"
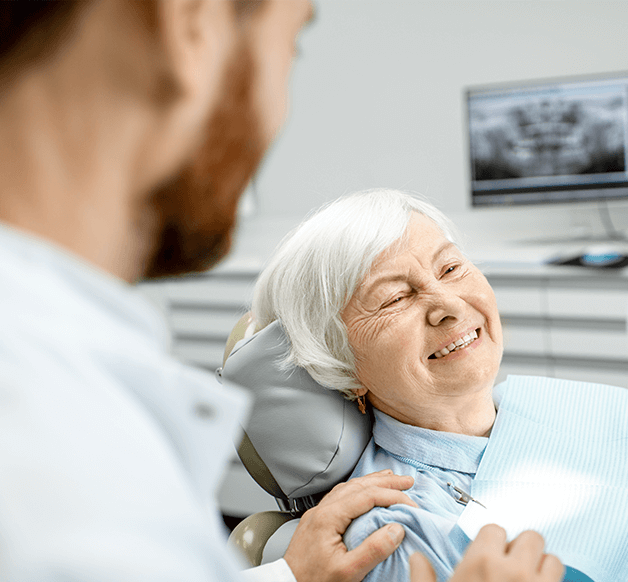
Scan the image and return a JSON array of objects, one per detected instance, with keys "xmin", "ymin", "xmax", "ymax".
[
  {"xmin": 370, "ymin": 214, "xmax": 450, "ymax": 269},
  {"xmin": 357, "ymin": 216, "xmax": 454, "ymax": 292}
]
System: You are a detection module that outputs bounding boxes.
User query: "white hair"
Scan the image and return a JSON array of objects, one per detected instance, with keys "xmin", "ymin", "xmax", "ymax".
[{"xmin": 251, "ymin": 189, "xmax": 461, "ymax": 397}]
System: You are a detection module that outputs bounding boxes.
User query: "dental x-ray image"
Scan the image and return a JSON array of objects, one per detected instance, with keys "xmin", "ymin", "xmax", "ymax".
[{"xmin": 470, "ymin": 90, "xmax": 626, "ymax": 181}]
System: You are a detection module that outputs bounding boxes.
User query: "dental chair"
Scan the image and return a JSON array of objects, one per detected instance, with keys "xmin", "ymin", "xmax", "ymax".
[{"xmin": 219, "ymin": 314, "xmax": 372, "ymax": 566}]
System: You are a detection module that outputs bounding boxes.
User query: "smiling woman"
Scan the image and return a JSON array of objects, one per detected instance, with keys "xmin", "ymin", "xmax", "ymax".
[
  {"xmin": 248, "ymin": 190, "xmax": 628, "ymax": 582},
  {"xmin": 342, "ymin": 211, "xmax": 503, "ymax": 434},
  {"xmin": 251, "ymin": 189, "xmax": 507, "ymax": 582}
]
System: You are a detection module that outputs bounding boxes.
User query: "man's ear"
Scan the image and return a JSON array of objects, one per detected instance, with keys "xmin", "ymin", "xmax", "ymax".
[{"xmin": 152, "ymin": 0, "xmax": 236, "ymax": 102}]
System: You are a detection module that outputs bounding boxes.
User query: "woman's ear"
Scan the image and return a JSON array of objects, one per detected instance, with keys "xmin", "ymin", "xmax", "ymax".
[{"xmin": 353, "ymin": 387, "xmax": 368, "ymax": 398}]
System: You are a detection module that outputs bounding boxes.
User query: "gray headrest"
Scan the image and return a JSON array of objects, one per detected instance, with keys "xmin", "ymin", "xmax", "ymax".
[{"xmin": 221, "ymin": 321, "xmax": 372, "ymax": 501}]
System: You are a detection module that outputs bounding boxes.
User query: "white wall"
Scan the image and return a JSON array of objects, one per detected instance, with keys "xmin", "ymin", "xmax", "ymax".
[{"xmin": 248, "ymin": 0, "xmax": 628, "ymax": 236}]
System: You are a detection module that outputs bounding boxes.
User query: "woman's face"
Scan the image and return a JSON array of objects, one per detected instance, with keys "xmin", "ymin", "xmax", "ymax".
[{"xmin": 342, "ymin": 213, "xmax": 503, "ymax": 428}]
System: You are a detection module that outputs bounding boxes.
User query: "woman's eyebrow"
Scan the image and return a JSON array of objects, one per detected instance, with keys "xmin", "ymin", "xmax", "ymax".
[
  {"xmin": 433, "ymin": 241, "xmax": 455, "ymax": 261},
  {"xmin": 362, "ymin": 273, "xmax": 407, "ymax": 297}
]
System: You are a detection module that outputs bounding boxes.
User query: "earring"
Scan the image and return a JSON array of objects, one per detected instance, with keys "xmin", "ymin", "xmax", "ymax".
[{"xmin": 357, "ymin": 395, "xmax": 367, "ymax": 415}]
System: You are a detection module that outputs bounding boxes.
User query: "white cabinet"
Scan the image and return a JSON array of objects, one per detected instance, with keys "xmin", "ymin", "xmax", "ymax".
[
  {"xmin": 494, "ymin": 285, "xmax": 544, "ymax": 317},
  {"xmin": 488, "ymin": 270, "xmax": 628, "ymax": 389},
  {"xmin": 501, "ymin": 326, "xmax": 547, "ymax": 356},
  {"xmin": 545, "ymin": 287, "xmax": 628, "ymax": 320},
  {"xmin": 550, "ymin": 327, "xmax": 627, "ymax": 360}
]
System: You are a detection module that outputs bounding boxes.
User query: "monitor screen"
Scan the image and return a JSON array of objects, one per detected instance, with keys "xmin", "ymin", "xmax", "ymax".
[{"xmin": 467, "ymin": 72, "xmax": 628, "ymax": 207}]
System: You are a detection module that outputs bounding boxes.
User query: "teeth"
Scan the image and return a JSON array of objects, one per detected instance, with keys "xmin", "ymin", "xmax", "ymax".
[{"xmin": 432, "ymin": 331, "xmax": 478, "ymax": 359}]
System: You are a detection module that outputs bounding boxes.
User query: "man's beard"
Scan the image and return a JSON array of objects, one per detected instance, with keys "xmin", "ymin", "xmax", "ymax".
[{"xmin": 142, "ymin": 42, "xmax": 266, "ymax": 279}]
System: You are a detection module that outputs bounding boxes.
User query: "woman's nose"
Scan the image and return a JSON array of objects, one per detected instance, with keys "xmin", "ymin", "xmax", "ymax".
[{"xmin": 425, "ymin": 288, "xmax": 466, "ymax": 327}]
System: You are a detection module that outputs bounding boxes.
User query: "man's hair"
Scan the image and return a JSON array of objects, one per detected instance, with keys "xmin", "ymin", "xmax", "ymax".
[
  {"xmin": 251, "ymin": 189, "xmax": 461, "ymax": 397},
  {"xmin": 0, "ymin": 1, "xmax": 264, "ymax": 83},
  {"xmin": 0, "ymin": 1, "xmax": 86, "ymax": 81}
]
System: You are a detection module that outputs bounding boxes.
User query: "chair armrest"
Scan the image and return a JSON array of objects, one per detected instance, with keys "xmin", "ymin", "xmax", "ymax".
[{"xmin": 228, "ymin": 511, "xmax": 296, "ymax": 567}]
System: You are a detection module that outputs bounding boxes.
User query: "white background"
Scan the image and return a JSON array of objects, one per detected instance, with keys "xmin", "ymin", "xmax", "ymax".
[{"xmin": 246, "ymin": 0, "xmax": 628, "ymax": 240}]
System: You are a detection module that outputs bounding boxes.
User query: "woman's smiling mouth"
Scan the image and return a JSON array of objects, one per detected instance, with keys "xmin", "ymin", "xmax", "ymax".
[{"xmin": 429, "ymin": 328, "xmax": 480, "ymax": 359}]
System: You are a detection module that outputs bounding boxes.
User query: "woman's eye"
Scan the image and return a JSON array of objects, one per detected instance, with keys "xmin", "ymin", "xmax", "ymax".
[
  {"xmin": 443, "ymin": 265, "xmax": 458, "ymax": 276},
  {"xmin": 382, "ymin": 296, "xmax": 404, "ymax": 308}
]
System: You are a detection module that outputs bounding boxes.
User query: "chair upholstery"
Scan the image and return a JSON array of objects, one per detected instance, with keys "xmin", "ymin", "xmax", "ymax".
[
  {"xmin": 220, "ymin": 317, "xmax": 372, "ymax": 565},
  {"xmin": 222, "ymin": 319, "xmax": 372, "ymax": 506}
]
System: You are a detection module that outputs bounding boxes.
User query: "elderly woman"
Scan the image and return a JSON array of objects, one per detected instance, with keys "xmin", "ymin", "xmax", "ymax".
[{"xmin": 251, "ymin": 188, "xmax": 504, "ymax": 582}]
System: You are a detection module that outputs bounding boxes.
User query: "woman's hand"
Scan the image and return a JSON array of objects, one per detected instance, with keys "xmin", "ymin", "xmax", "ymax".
[
  {"xmin": 409, "ymin": 525, "xmax": 564, "ymax": 582},
  {"xmin": 283, "ymin": 469, "xmax": 417, "ymax": 582}
]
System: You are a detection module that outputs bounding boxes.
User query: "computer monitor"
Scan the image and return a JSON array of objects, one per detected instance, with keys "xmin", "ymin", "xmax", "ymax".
[{"xmin": 467, "ymin": 72, "xmax": 628, "ymax": 207}]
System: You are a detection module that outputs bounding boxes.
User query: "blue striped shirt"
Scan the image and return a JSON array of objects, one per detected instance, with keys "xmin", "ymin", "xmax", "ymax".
[{"xmin": 343, "ymin": 408, "xmax": 489, "ymax": 582}]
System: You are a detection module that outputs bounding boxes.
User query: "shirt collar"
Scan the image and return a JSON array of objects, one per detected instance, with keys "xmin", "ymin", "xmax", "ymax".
[{"xmin": 372, "ymin": 408, "xmax": 489, "ymax": 473}]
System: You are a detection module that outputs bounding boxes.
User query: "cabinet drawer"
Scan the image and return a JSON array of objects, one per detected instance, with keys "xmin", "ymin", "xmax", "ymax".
[
  {"xmin": 169, "ymin": 310, "xmax": 244, "ymax": 339},
  {"xmin": 493, "ymin": 287, "xmax": 544, "ymax": 317},
  {"xmin": 172, "ymin": 340, "xmax": 225, "ymax": 371},
  {"xmin": 546, "ymin": 289, "xmax": 628, "ymax": 321},
  {"xmin": 550, "ymin": 328, "xmax": 628, "ymax": 360},
  {"xmin": 501, "ymin": 323, "xmax": 547, "ymax": 355},
  {"xmin": 167, "ymin": 277, "xmax": 256, "ymax": 308}
]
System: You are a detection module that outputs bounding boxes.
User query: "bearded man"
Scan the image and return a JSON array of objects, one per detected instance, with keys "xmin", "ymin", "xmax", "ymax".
[
  {"xmin": 0, "ymin": 2, "xmax": 417, "ymax": 581},
  {"xmin": 0, "ymin": 2, "xmax": 561, "ymax": 582}
]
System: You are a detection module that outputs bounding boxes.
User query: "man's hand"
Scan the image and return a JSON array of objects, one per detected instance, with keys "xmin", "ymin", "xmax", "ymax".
[
  {"xmin": 283, "ymin": 469, "xmax": 417, "ymax": 582},
  {"xmin": 409, "ymin": 525, "xmax": 564, "ymax": 582}
]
